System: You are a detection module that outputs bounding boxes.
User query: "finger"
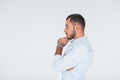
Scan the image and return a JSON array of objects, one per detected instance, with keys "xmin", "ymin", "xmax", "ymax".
[{"xmin": 66, "ymin": 67, "xmax": 74, "ymax": 71}]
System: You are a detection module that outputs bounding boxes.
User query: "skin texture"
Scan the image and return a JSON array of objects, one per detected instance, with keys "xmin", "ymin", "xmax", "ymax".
[{"xmin": 55, "ymin": 18, "xmax": 84, "ymax": 71}]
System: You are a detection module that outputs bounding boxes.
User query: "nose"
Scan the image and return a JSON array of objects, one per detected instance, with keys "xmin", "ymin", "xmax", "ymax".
[{"xmin": 64, "ymin": 28, "xmax": 66, "ymax": 33}]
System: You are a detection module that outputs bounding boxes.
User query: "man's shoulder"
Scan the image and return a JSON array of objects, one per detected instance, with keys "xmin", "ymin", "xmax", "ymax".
[{"xmin": 76, "ymin": 42, "xmax": 93, "ymax": 53}]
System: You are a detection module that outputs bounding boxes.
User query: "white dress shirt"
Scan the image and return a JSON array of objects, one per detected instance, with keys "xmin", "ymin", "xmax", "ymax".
[{"xmin": 53, "ymin": 36, "xmax": 93, "ymax": 80}]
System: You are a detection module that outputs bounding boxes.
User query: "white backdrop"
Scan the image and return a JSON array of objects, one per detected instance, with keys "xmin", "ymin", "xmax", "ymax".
[{"xmin": 0, "ymin": 0, "xmax": 120, "ymax": 80}]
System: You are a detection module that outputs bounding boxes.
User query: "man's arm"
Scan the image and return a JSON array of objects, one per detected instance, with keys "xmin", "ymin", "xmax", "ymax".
[
  {"xmin": 53, "ymin": 37, "xmax": 74, "ymax": 71},
  {"xmin": 53, "ymin": 45, "xmax": 86, "ymax": 71},
  {"xmin": 55, "ymin": 46, "xmax": 74, "ymax": 71},
  {"xmin": 55, "ymin": 37, "xmax": 80, "ymax": 71},
  {"xmin": 55, "ymin": 47, "xmax": 63, "ymax": 55}
]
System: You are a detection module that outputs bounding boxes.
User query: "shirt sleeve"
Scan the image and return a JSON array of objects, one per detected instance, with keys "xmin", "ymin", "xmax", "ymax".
[{"xmin": 52, "ymin": 45, "xmax": 87, "ymax": 72}]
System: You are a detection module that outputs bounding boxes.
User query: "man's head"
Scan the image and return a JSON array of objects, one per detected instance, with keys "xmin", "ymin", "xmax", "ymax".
[{"xmin": 64, "ymin": 14, "xmax": 85, "ymax": 40}]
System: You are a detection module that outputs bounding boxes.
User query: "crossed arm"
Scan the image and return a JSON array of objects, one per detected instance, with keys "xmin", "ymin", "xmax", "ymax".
[
  {"xmin": 53, "ymin": 46, "xmax": 86, "ymax": 72},
  {"xmin": 54, "ymin": 47, "xmax": 74, "ymax": 71},
  {"xmin": 53, "ymin": 37, "xmax": 86, "ymax": 72}
]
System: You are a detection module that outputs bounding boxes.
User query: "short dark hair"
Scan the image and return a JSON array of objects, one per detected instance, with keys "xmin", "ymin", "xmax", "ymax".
[{"xmin": 66, "ymin": 14, "xmax": 85, "ymax": 30}]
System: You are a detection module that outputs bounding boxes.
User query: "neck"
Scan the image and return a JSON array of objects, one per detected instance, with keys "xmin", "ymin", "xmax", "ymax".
[{"xmin": 73, "ymin": 32, "xmax": 85, "ymax": 40}]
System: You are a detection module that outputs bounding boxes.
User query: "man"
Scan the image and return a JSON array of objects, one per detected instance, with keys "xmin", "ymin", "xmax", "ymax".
[{"xmin": 53, "ymin": 14, "xmax": 93, "ymax": 80}]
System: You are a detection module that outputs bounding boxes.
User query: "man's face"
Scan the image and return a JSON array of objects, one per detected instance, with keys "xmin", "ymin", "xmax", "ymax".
[{"xmin": 64, "ymin": 18, "xmax": 76, "ymax": 40}]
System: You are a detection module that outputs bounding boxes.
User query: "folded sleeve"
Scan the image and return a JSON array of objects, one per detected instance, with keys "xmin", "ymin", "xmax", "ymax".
[{"xmin": 52, "ymin": 45, "xmax": 87, "ymax": 72}]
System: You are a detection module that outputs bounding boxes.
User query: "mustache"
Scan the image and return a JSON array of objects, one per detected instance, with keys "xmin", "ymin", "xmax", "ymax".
[{"xmin": 65, "ymin": 33, "xmax": 72, "ymax": 40}]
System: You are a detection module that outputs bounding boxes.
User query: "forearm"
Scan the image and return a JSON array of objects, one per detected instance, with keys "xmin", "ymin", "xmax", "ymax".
[
  {"xmin": 54, "ymin": 47, "xmax": 73, "ymax": 71},
  {"xmin": 55, "ymin": 46, "xmax": 63, "ymax": 55},
  {"xmin": 53, "ymin": 37, "xmax": 71, "ymax": 71}
]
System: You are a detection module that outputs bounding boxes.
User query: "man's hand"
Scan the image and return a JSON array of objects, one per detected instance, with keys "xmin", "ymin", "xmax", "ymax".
[
  {"xmin": 57, "ymin": 37, "xmax": 69, "ymax": 47},
  {"xmin": 66, "ymin": 67, "xmax": 74, "ymax": 71},
  {"xmin": 55, "ymin": 37, "xmax": 69, "ymax": 55}
]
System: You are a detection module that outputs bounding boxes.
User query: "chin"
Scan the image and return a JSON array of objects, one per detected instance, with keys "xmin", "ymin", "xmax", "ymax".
[{"xmin": 67, "ymin": 37, "xmax": 72, "ymax": 40}]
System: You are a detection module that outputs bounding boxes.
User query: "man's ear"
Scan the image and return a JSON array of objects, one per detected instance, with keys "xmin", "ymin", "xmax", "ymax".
[
  {"xmin": 75, "ymin": 26, "xmax": 77, "ymax": 32},
  {"xmin": 75, "ymin": 24, "xmax": 79, "ymax": 32}
]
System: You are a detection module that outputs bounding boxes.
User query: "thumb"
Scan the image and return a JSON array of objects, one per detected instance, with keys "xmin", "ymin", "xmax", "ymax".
[{"xmin": 64, "ymin": 37, "xmax": 69, "ymax": 41}]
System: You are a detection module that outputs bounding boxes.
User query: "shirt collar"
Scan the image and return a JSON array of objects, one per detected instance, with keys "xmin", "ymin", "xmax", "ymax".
[{"xmin": 70, "ymin": 36, "xmax": 88, "ymax": 45}]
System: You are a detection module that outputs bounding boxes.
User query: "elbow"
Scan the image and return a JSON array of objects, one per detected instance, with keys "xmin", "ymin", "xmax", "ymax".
[{"xmin": 52, "ymin": 62, "xmax": 66, "ymax": 72}]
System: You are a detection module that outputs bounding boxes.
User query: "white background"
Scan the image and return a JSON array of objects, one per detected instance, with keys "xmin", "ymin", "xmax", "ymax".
[{"xmin": 0, "ymin": 0, "xmax": 120, "ymax": 80}]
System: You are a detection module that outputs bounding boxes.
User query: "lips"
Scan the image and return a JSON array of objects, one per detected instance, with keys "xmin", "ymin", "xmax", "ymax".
[{"xmin": 65, "ymin": 32, "xmax": 68, "ymax": 35}]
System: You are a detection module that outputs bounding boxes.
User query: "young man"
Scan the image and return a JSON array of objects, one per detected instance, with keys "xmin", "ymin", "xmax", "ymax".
[{"xmin": 53, "ymin": 14, "xmax": 93, "ymax": 80}]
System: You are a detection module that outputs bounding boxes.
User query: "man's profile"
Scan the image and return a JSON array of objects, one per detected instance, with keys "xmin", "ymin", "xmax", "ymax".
[{"xmin": 52, "ymin": 14, "xmax": 93, "ymax": 80}]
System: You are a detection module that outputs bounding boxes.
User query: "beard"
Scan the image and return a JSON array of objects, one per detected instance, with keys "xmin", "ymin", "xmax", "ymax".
[{"xmin": 67, "ymin": 28, "xmax": 76, "ymax": 40}]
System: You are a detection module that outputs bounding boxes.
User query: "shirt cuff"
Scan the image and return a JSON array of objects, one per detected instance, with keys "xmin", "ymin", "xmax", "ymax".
[{"xmin": 53, "ymin": 55, "xmax": 62, "ymax": 61}]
